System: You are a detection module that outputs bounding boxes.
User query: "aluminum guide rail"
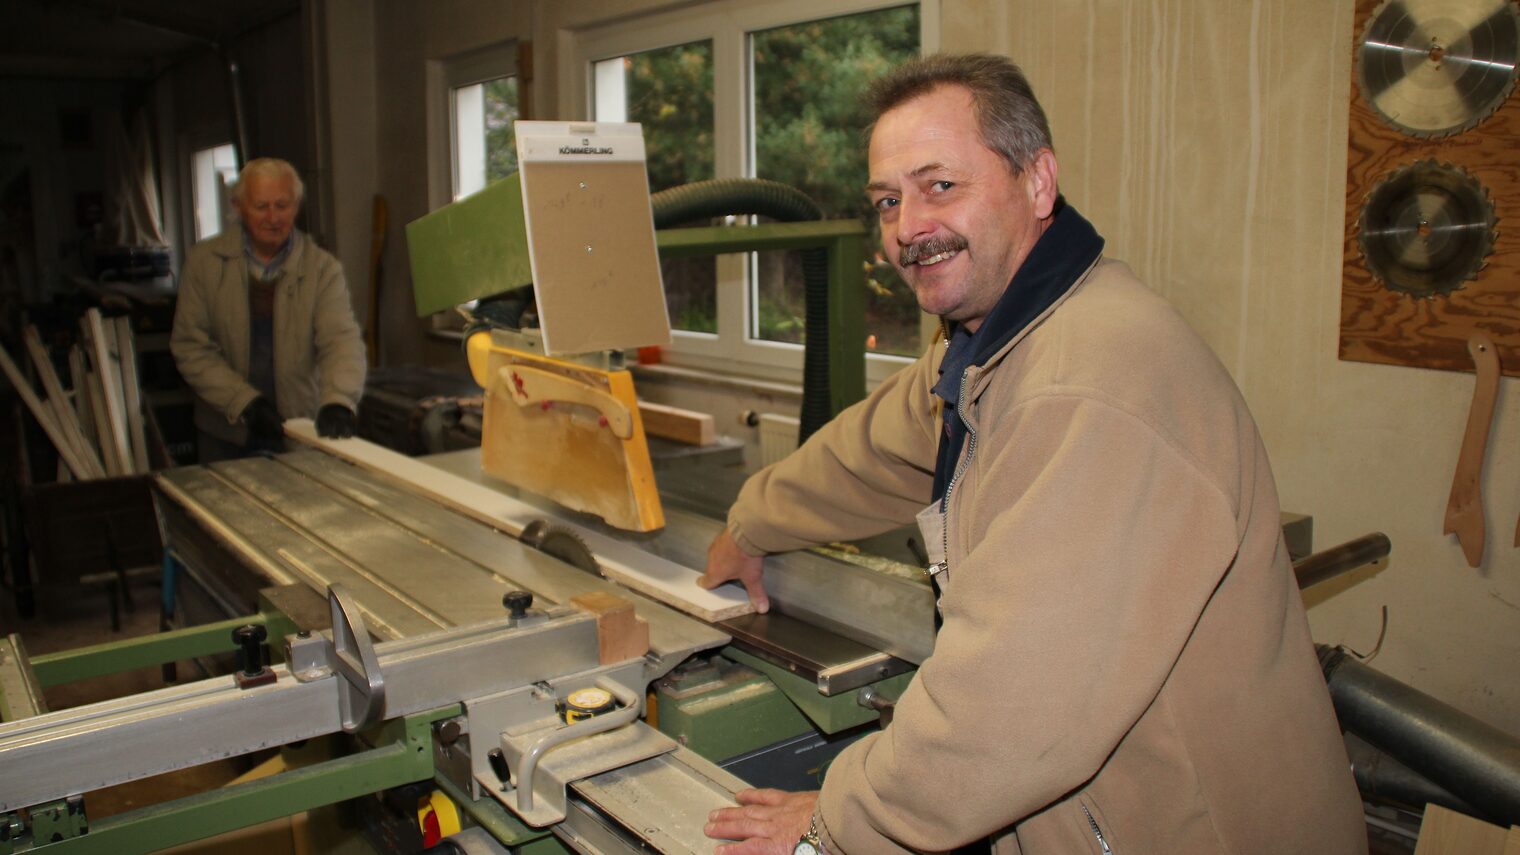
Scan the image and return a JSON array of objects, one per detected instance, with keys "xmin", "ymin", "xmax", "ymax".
[{"xmin": 0, "ymin": 603, "xmax": 605, "ymax": 812}]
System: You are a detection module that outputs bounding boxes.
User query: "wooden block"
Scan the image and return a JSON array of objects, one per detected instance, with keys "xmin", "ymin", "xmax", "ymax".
[
  {"xmin": 570, "ymin": 590, "xmax": 650, "ymax": 664},
  {"xmin": 1505, "ymin": 825, "xmax": 1520, "ymax": 855},
  {"xmin": 1415, "ymin": 804, "xmax": 1509, "ymax": 855},
  {"xmin": 638, "ymin": 401, "xmax": 715, "ymax": 447}
]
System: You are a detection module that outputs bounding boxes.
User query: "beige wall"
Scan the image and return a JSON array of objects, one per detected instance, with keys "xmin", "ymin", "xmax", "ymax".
[
  {"xmin": 332, "ymin": 0, "xmax": 1520, "ymax": 733},
  {"xmin": 945, "ymin": 0, "xmax": 1520, "ymax": 734}
]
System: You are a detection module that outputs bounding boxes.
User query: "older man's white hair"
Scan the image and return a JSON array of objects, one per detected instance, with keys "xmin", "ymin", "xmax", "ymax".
[{"xmin": 232, "ymin": 157, "xmax": 306, "ymax": 204}]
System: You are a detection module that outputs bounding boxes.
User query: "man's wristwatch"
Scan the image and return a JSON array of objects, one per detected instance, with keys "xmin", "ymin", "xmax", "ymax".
[{"xmin": 793, "ymin": 813, "xmax": 824, "ymax": 855}]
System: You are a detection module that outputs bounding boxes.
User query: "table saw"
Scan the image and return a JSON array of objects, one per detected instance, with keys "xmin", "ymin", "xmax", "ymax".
[{"xmin": 0, "ymin": 418, "xmax": 934, "ymax": 854}]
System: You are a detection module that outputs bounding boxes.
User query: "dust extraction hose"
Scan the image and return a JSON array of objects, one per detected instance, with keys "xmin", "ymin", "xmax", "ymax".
[
  {"xmin": 650, "ymin": 178, "xmax": 833, "ymax": 442},
  {"xmin": 1320, "ymin": 644, "xmax": 1520, "ymax": 826}
]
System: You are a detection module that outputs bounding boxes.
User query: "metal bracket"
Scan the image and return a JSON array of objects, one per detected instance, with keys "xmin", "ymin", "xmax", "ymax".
[
  {"xmin": 466, "ymin": 661, "xmax": 676, "ymax": 827},
  {"xmin": 328, "ymin": 585, "xmax": 385, "ymax": 732}
]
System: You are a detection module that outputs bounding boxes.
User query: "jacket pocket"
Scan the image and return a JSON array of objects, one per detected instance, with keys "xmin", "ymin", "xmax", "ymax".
[{"xmin": 1077, "ymin": 795, "xmax": 1117, "ymax": 855}]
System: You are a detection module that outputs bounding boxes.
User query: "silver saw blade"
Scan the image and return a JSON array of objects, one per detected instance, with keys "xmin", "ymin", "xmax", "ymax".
[
  {"xmin": 1357, "ymin": 159, "xmax": 1498, "ymax": 297},
  {"xmin": 1357, "ymin": 0, "xmax": 1520, "ymax": 137}
]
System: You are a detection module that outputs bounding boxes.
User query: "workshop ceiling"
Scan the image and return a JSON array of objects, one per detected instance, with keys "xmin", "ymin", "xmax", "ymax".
[{"xmin": 1, "ymin": 0, "xmax": 302, "ymax": 80}]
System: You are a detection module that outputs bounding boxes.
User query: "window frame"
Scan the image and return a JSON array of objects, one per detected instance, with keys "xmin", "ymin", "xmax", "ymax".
[
  {"xmin": 189, "ymin": 142, "xmax": 239, "ymax": 242},
  {"xmin": 426, "ymin": 41, "xmax": 520, "ymax": 210},
  {"xmin": 566, "ymin": 0, "xmax": 939, "ymax": 386}
]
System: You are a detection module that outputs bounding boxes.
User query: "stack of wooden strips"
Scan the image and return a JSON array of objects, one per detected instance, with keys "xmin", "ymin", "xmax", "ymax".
[{"xmin": 0, "ymin": 308, "xmax": 157, "ymax": 480}]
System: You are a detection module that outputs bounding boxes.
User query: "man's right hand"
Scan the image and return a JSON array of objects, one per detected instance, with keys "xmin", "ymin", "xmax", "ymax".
[
  {"xmin": 241, "ymin": 396, "xmax": 286, "ymax": 454},
  {"xmin": 698, "ymin": 528, "xmax": 769, "ymax": 613}
]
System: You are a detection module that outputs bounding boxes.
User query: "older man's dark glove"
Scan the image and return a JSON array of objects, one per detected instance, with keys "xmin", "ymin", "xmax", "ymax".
[
  {"xmin": 316, "ymin": 404, "xmax": 357, "ymax": 439},
  {"xmin": 241, "ymin": 396, "xmax": 286, "ymax": 454}
]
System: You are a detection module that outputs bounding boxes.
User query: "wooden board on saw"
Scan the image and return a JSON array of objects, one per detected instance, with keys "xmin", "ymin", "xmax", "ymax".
[
  {"xmin": 1340, "ymin": 0, "xmax": 1520, "ymax": 376},
  {"xmin": 284, "ymin": 421, "xmax": 751, "ymax": 622}
]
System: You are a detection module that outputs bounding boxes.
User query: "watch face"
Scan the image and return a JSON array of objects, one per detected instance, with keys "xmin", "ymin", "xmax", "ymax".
[{"xmin": 792, "ymin": 843, "xmax": 820, "ymax": 855}]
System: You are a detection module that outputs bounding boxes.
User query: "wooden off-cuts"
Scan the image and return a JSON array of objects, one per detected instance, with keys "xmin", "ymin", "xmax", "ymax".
[
  {"xmin": 1340, "ymin": 0, "xmax": 1520, "ymax": 376},
  {"xmin": 1443, "ymin": 333, "xmax": 1500, "ymax": 567},
  {"xmin": 0, "ymin": 311, "xmax": 156, "ymax": 482}
]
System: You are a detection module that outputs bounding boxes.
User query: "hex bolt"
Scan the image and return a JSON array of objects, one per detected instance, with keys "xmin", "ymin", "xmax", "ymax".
[
  {"xmin": 233, "ymin": 624, "xmax": 268, "ymax": 676},
  {"xmin": 502, "ymin": 590, "xmax": 534, "ymax": 620}
]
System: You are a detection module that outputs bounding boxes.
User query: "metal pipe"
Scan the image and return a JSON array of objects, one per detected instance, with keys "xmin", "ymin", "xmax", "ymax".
[
  {"xmin": 1320, "ymin": 645, "xmax": 1520, "ymax": 826},
  {"xmin": 1294, "ymin": 532, "xmax": 1390, "ymax": 589},
  {"xmin": 1344, "ymin": 732, "xmax": 1481, "ymax": 819}
]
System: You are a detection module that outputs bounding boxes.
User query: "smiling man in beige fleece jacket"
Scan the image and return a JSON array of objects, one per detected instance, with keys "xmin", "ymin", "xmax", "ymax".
[{"xmin": 700, "ymin": 54, "xmax": 1366, "ymax": 855}]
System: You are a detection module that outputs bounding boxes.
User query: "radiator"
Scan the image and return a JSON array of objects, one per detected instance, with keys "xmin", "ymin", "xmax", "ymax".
[{"xmin": 758, "ymin": 413, "xmax": 800, "ymax": 467}]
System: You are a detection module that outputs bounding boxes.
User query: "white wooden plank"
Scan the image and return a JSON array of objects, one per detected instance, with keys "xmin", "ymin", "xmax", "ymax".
[
  {"xmin": 23, "ymin": 326, "xmax": 105, "ymax": 478},
  {"xmin": 84, "ymin": 310, "xmax": 133, "ymax": 474},
  {"xmin": 0, "ymin": 342, "xmax": 94, "ymax": 480},
  {"xmin": 113, "ymin": 316, "xmax": 151, "ymax": 473},
  {"xmin": 85, "ymin": 368, "xmax": 125, "ymax": 477},
  {"xmin": 284, "ymin": 420, "xmax": 752, "ymax": 621},
  {"xmin": 67, "ymin": 345, "xmax": 98, "ymax": 452}
]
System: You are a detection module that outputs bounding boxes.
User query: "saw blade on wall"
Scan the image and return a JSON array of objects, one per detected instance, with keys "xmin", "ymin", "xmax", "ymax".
[
  {"xmin": 1357, "ymin": 0, "xmax": 1520, "ymax": 138},
  {"xmin": 1358, "ymin": 159, "xmax": 1498, "ymax": 297}
]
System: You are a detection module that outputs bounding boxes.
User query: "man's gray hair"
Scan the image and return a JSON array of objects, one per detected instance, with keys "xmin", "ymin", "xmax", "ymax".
[
  {"xmin": 232, "ymin": 157, "xmax": 306, "ymax": 204},
  {"xmin": 867, "ymin": 53, "xmax": 1053, "ymax": 173}
]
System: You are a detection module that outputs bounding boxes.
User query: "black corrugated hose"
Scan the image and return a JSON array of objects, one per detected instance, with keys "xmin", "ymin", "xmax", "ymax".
[{"xmin": 650, "ymin": 178, "xmax": 835, "ymax": 443}]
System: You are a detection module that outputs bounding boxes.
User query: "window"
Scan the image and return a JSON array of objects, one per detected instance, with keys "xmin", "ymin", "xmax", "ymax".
[
  {"xmin": 191, "ymin": 143, "xmax": 238, "ymax": 240},
  {"xmin": 452, "ymin": 75, "xmax": 519, "ymax": 200},
  {"xmin": 573, "ymin": 0, "xmax": 937, "ymax": 384},
  {"xmin": 594, "ymin": 41, "xmax": 717, "ymax": 334},
  {"xmin": 430, "ymin": 43, "xmax": 520, "ymax": 205}
]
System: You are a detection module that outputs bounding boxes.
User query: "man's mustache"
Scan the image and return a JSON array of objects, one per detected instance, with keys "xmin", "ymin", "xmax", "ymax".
[{"xmin": 899, "ymin": 235, "xmax": 969, "ymax": 267}]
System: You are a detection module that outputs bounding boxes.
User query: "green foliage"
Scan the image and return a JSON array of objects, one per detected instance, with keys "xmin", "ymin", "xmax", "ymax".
[
  {"xmin": 752, "ymin": 6, "xmax": 922, "ymax": 356},
  {"xmin": 616, "ymin": 8, "xmax": 924, "ymax": 353},
  {"xmin": 484, "ymin": 77, "xmax": 520, "ymax": 186},
  {"xmin": 626, "ymin": 44, "xmax": 715, "ymax": 193}
]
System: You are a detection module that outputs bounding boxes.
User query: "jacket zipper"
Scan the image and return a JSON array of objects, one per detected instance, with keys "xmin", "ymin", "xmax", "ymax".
[
  {"xmin": 932, "ymin": 369, "xmax": 978, "ymax": 580},
  {"xmin": 1080, "ymin": 804, "xmax": 1114, "ymax": 855}
]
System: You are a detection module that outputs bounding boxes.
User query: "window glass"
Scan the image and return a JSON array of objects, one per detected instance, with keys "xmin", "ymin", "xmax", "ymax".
[
  {"xmin": 751, "ymin": 5, "xmax": 920, "ymax": 355},
  {"xmin": 191, "ymin": 143, "xmax": 238, "ymax": 240},
  {"xmin": 595, "ymin": 41, "xmax": 716, "ymax": 333},
  {"xmin": 453, "ymin": 75, "xmax": 519, "ymax": 200}
]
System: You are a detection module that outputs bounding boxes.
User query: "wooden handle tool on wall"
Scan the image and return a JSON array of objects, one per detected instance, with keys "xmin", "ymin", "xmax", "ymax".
[{"xmin": 1443, "ymin": 332, "xmax": 1500, "ymax": 567}]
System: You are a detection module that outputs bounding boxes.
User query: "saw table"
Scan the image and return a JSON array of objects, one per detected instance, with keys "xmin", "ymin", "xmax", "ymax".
[{"xmin": 0, "ymin": 423, "xmax": 933, "ymax": 854}]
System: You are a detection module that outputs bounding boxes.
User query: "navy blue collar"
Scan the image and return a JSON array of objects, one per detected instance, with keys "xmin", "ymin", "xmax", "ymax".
[
  {"xmin": 933, "ymin": 199, "xmax": 1105, "ymax": 406},
  {"xmin": 929, "ymin": 200, "xmax": 1105, "ymax": 502}
]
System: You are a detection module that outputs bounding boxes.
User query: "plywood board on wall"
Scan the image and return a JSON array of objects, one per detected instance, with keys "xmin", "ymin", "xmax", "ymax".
[{"xmin": 1340, "ymin": 0, "xmax": 1520, "ymax": 376}]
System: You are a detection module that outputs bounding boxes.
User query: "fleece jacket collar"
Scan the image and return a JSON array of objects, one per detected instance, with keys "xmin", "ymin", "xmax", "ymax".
[{"xmin": 930, "ymin": 200, "xmax": 1105, "ymax": 500}]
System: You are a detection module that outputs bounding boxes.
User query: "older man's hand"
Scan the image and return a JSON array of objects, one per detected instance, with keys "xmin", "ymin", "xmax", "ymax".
[
  {"xmin": 705, "ymin": 788, "xmax": 819, "ymax": 854},
  {"xmin": 697, "ymin": 528, "xmax": 769, "ymax": 613}
]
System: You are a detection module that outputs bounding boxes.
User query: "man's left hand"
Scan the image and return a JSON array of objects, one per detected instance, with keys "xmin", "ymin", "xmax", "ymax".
[
  {"xmin": 705, "ymin": 788, "xmax": 818, "ymax": 854},
  {"xmin": 316, "ymin": 404, "xmax": 357, "ymax": 438}
]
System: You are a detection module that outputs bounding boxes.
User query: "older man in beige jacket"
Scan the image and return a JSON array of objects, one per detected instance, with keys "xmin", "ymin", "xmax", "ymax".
[{"xmin": 171, "ymin": 158, "xmax": 365, "ymax": 461}]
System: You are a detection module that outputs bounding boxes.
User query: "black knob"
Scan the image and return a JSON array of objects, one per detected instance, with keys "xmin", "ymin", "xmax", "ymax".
[
  {"xmin": 487, "ymin": 748, "xmax": 511, "ymax": 785},
  {"xmin": 502, "ymin": 590, "xmax": 534, "ymax": 619},
  {"xmin": 233, "ymin": 624, "xmax": 268, "ymax": 677}
]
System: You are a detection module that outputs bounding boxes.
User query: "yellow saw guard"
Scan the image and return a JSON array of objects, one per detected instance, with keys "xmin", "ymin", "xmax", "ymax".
[{"xmin": 467, "ymin": 331, "xmax": 664, "ymax": 533}]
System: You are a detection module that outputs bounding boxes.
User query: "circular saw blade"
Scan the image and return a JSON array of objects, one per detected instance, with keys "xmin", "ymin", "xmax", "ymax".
[
  {"xmin": 1357, "ymin": 159, "xmax": 1498, "ymax": 297},
  {"xmin": 520, "ymin": 519, "xmax": 601, "ymax": 575},
  {"xmin": 1357, "ymin": 0, "xmax": 1520, "ymax": 137}
]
